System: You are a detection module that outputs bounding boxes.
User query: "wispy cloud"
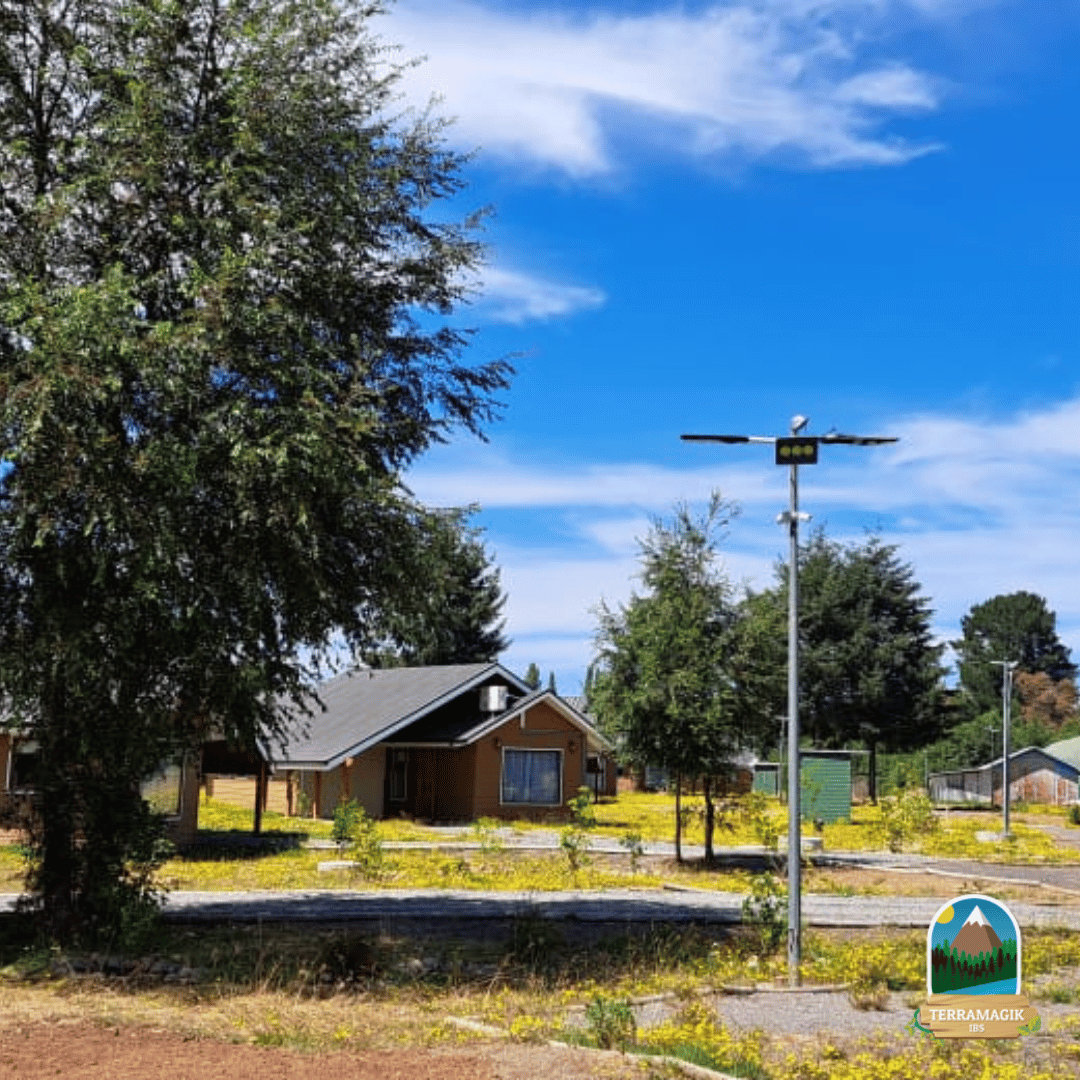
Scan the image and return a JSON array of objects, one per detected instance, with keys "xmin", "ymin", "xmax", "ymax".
[
  {"xmin": 385, "ymin": 0, "xmax": 948, "ymax": 176},
  {"xmin": 410, "ymin": 393, "xmax": 1080, "ymax": 691},
  {"xmin": 476, "ymin": 266, "xmax": 606, "ymax": 323}
]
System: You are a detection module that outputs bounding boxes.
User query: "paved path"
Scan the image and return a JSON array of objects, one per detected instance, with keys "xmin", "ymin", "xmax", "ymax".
[{"xmin": 0, "ymin": 886, "xmax": 1066, "ymax": 931}]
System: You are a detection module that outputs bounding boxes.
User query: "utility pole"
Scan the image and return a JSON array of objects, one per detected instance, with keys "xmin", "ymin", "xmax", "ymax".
[
  {"xmin": 991, "ymin": 660, "xmax": 1016, "ymax": 836},
  {"xmin": 681, "ymin": 416, "xmax": 896, "ymax": 987}
]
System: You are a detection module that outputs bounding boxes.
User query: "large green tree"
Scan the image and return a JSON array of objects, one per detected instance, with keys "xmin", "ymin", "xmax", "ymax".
[
  {"xmin": 0, "ymin": 0, "xmax": 509, "ymax": 941},
  {"xmin": 359, "ymin": 507, "xmax": 509, "ymax": 667},
  {"xmin": 952, "ymin": 591, "xmax": 1076, "ymax": 718},
  {"xmin": 589, "ymin": 496, "xmax": 769, "ymax": 861},
  {"xmin": 752, "ymin": 531, "xmax": 945, "ymax": 799}
]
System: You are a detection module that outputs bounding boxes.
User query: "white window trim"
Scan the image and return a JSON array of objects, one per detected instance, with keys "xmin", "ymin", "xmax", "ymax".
[
  {"xmin": 6, "ymin": 739, "xmax": 39, "ymax": 796},
  {"xmin": 500, "ymin": 746, "xmax": 564, "ymax": 807}
]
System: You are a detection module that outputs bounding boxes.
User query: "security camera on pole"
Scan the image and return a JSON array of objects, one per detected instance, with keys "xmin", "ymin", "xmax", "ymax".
[{"xmin": 681, "ymin": 416, "xmax": 897, "ymax": 986}]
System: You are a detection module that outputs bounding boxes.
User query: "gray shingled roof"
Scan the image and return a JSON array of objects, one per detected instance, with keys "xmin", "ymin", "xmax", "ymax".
[{"xmin": 266, "ymin": 663, "xmax": 526, "ymax": 770}]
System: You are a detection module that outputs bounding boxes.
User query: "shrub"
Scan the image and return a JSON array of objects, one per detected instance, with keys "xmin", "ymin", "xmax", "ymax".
[
  {"xmin": 585, "ymin": 994, "xmax": 636, "ymax": 1051},
  {"xmin": 877, "ymin": 789, "xmax": 937, "ymax": 853},
  {"xmin": 619, "ymin": 830, "xmax": 645, "ymax": 873},
  {"xmin": 347, "ymin": 807, "xmax": 385, "ymax": 879},
  {"xmin": 331, "ymin": 799, "xmax": 362, "ymax": 847},
  {"xmin": 741, "ymin": 872, "xmax": 788, "ymax": 955}
]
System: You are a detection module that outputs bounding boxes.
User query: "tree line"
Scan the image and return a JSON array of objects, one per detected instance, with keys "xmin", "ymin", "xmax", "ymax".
[
  {"xmin": 586, "ymin": 494, "xmax": 1079, "ymax": 844},
  {"xmin": 931, "ymin": 939, "xmax": 1018, "ymax": 994}
]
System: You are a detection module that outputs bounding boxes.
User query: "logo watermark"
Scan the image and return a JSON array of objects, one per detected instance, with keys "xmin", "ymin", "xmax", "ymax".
[{"xmin": 907, "ymin": 893, "xmax": 1040, "ymax": 1040}]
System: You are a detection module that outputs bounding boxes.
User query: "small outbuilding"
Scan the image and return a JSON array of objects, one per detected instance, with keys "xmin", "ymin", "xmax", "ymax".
[{"xmin": 928, "ymin": 745, "xmax": 1080, "ymax": 807}]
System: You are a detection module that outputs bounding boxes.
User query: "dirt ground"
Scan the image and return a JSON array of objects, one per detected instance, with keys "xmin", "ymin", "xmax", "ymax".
[{"xmin": 0, "ymin": 1022, "xmax": 647, "ymax": 1080}]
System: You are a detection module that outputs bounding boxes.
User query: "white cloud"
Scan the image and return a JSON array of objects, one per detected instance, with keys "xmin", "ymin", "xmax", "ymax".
[
  {"xmin": 383, "ymin": 0, "xmax": 946, "ymax": 176},
  {"xmin": 477, "ymin": 266, "xmax": 605, "ymax": 323},
  {"xmin": 410, "ymin": 393, "xmax": 1080, "ymax": 686}
]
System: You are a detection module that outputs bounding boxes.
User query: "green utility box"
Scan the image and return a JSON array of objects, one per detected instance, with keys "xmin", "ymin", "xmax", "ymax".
[
  {"xmin": 799, "ymin": 752, "xmax": 852, "ymax": 824},
  {"xmin": 752, "ymin": 763, "xmax": 779, "ymax": 796}
]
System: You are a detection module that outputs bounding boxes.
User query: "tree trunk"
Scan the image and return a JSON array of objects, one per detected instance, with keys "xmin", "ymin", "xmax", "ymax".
[
  {"xmin": 674, "ymin": 773, "xmax": 682, "ymax": 863},
  {"xmin": 869, "ymin": 741, "xmax": 878, "ymax": 804},
  {"xmin": 702, "ymin": 775, "xmax": 715, "ymax": 864}
]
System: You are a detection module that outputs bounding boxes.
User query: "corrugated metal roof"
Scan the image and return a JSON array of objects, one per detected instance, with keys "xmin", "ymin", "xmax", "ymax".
[
  {"xmin": 1044, "ymin": 735, "xmax": 1080, "ymax": 771},
  {"xmin": 266, "ymin": 663, "xmax": 523, "ymax": 769}
]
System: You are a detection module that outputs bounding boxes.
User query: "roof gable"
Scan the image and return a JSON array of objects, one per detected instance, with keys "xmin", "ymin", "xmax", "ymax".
[{"xmin": 267, "ymin": 662, "xmax": 529, "ymax": 770}]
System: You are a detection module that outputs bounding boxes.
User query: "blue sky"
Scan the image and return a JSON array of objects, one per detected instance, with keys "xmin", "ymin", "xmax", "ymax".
[{"xmin": 375, "ymin": 0, "xmax": 1079, "ymax": 694}]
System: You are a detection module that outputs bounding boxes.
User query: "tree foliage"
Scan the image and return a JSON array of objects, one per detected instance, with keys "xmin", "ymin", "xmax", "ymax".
[
  {"xmin": 358, "ymin": 507, "xmax": 509, "ymax": 667},
  {"xmin": 953, "ymin": 591, "xmax": 1077, "ymax": 718},
  {"xmin": 589, "ymin": 495, "xmax": 767, "ymax": 860},
  {"xmin": 0, "ymin": 0, "xmax": 509, "ymax": 941},
  {"xmin": 749, "ymin": 530, "xmax": 945, "ymax": 798}
]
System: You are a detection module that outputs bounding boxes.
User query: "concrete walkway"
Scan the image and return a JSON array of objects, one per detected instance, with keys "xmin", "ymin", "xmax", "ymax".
[{"xmin": 0, "ymin": 886, "xmax": 1051, "ymax": 931}]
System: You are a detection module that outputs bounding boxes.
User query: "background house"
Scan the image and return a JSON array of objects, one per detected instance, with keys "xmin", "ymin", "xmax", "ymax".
[
  {"xmin": 928, "ymin": 743, "xmax": 1080, "ymax": 806},
  {"xmin": 204, "ymin": 663, "xmax": 617, "ymax": 826},
  {"xmin": 0, "ymin": 732, "xmax": 200, "ymax": 846}
]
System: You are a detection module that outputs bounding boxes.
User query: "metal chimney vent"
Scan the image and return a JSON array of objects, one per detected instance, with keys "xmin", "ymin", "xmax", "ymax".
[{"xmin": 479, "ymin": 685, "xmax": 508, "ymax": 713}]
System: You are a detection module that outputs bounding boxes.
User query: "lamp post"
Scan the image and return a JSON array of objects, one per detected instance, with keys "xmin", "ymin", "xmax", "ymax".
[
  {"xmin": 991, "ymin": 660, "xmax": 1016, "ymax": 835},
  {"xmin": 681, "ymin": 416, "xmax": 896, "ymax": 987}
]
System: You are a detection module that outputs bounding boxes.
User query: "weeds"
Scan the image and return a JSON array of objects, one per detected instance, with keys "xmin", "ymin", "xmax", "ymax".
[
  {"xmin": 877, "ymin": 789, "xmax": 937, "ymax": 853},
  {"xmin": 741, "ymin": 872, "xmax": 788, "ymax": 955},
  {"xmin": 585, "ymin": 994, "xmax": 637, "ymax": 1050}
]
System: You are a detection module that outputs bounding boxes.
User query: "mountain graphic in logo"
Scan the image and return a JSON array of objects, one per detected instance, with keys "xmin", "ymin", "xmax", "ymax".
[
  {"xmin": 929, "ymin": 896, "xmax": 1019, "ymax": 996},
  {"xmin": 950, "ymin": 905, "xmax": 1003, "ymax": 960}
]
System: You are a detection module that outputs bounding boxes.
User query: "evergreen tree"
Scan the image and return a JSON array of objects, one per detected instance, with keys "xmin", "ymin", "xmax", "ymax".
[
  {"xmin": 953, "ymin": 592, "xmax": 1076, "ymax": 718},
  {"xmin": 751, "ymin": 531, "xmax": 945, "ymax": 799},
  {"xmin": 523, "ymin": 664, "xmax": 541, "ymax": 690},
  {"xmin": 590, "ymin": 495, "xmax": 764, "ymax": 861},
  {"xmin": 0, "ymin": 0, "xmax": 509, "ymax": 942},
  {"xmin": 360, "ymin": 508, "xmax": 509, "ymax": 667}
]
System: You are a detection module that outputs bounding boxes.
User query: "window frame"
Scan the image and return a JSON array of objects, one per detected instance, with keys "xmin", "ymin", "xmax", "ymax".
[
  {"xmin": 388, "ymin": 748, "xmax": 408, "ymax": 802},
  {"xmin": 500, "ymin": 746, "xmax": 563, "ymax": 807},
  {"xmin": 6, "ymin": 738, "xmax": 39, "ymax": 795}
]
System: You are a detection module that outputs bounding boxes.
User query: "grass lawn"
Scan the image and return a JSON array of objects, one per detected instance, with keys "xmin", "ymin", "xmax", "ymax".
[
  {"xmin": 2, "ymin": 911, "xmax": 1079, "ymax": 1079},
  {"xmin": 6, "ymin": 790, "xmax": 1074, "ymax": 897}
]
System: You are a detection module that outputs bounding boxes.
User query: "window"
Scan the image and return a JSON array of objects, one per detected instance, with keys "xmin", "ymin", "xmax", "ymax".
[
  {"xmin": 389, "ymin": 749, "xmax": 408, "ymax": 801},
  {"xmin": 501, "ymin": 748, "xmax": 562, "ymax": 806},
  {"xmin": 140, "ymin": 761, "xmax": 183, "ymax": 817},
  {"xmin": 7, "ymin": 740, "xmax": 39, "ymax": 793}
]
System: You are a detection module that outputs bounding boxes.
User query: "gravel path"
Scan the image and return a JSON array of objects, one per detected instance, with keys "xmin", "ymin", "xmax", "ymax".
[{"xmin": 2, "ymin": 883, "xmax": 1078, "ymax": 929}]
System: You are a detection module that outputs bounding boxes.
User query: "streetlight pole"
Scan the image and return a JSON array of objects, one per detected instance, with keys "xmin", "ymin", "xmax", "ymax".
[
  {"xmin": 681, "ymin": 416, "xmax": 896, "ymax": 987},
  {"xmin": 777, "ymin": 415, "xmax": 808, "ymax": 983},
  {"xmin": 991, "ymin": 660, "xmax": 1016, "ymax": 836}
]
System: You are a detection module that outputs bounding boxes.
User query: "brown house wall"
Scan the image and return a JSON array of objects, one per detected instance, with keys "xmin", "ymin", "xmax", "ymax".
[
  {"xmin": 1, "ymin": 733, "xmax": 200, "ymax": 847},
  {"xmin": 471, "ymin": 701, "xmax": 584, "ymax": 821}
]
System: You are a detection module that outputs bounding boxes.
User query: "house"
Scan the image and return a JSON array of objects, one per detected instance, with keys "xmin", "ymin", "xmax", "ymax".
[
  {"xmin": 203, "ymin": 662, "xmax": 618, "ymax": 825},
  {"xmin": 0, "ymin": 732, "xmax": 201, "ymax": 846},
  {"xmin": 928, "ymin": 745, "xmax": 1080, "ymax": 806}
]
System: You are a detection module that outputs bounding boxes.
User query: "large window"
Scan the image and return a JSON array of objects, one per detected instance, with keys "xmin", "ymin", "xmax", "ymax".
[
  {"xmin": 140, "ymin": 761, "xmax": 183, "ymax": 817},
  {"xmin": 501, "ymin": 748, "xmax": 562, "ymax": 806},
  {"xmin": 7, "ymin": 740, "xmax": 39, "ymax": 793}
]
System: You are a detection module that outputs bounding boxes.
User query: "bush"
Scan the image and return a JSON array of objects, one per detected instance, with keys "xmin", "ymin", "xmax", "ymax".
[
  {"xmin": 877, "ymin": 789, "xmax": 937, "ymax": 853},
  {"xmin": 585, "ymin": 994, "xmax": 636, "ymax": 1051},
  {"xmin": 741, "ymin": 872, "xmax": 788, "ymax": 955},
  {"xmin": 347, "ymin": 807, "xmax": 385, "ymax": 879},
  {"xmin": 332, "ymin": 799, "xmax": 362, "ymax": 847}
]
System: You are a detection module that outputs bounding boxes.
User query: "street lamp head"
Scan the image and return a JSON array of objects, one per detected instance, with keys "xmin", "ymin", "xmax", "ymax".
[{"xmin": 791, "ymin": 414, "xmax": 809, "ymax": 434}]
